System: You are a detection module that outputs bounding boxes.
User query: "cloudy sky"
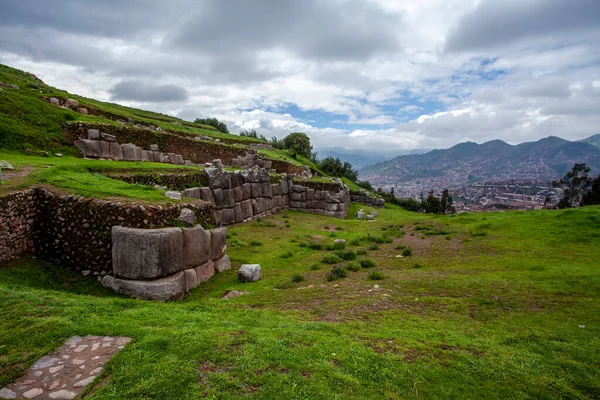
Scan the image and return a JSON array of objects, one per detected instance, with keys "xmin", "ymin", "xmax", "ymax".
[{"xmin": 1, "ymin": 0, "xmax": 599, "ymax": 156}]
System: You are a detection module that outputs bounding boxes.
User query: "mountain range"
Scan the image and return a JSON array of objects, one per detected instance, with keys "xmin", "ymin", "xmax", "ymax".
[{"xmin": 359, "ymin": 135, "xmax": 600, "ymax": 189}]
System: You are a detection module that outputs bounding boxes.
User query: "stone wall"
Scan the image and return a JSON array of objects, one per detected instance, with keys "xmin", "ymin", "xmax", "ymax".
[
  {"xmin": 181, "ymin": 167, "xmax": 350, "ymax": 225},
  {"xmin": 350, "ymin": 190, "xmax": 385, "ymax": 207},
  {"xmin": 102, "ymin": 225, "xmax": 230, "ymax": 301},
  {"xmin": 0, "ymin": 190, "xmax": 36, "ymax": 262},
  {"xmin": 230, "ymin": 153, "xmax": 273, "ymax": 170}
]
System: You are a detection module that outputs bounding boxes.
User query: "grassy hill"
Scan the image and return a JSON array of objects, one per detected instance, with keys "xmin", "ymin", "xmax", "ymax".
[{"xmin": 1, "ymin": 205, "xmax": 599, "ymax": 398}]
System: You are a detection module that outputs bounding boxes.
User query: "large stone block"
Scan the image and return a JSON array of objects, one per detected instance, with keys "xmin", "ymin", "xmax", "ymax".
[
  {"xmin": 101, "ymin": 132, "xmax": 116, "ymax": 142},
  {"xmin": 223, "ymin": 189, "xmax": 235, "ymax": 208},
  {"xmin": 280, "ymin": 179, "xmax": 289, "ymax": 194},
  {"xmin": 251, "ymin": 183, "xmax": 262, "ymax": 198},
  {"xmin": 272, "ymin": 184, "xmax": 281, "ymax": 196},
  {"xmin": 184, "ymin": 268, "xmax": 199, "ymax": 292},
  {"xmin": 121, "ymin": 143, "xmax": 136, "ymax": 161},
  {"xmin": 134, "ymin": 146, "xmax": 142, "ymax": 161},
  {"xmin": 210, "ymin": 227, "xmax": 227, "ymax": 260},
  {"xmin": 241, "ymin": 183, "xmax": 252, "ymax": 200},
  {"xmin": 306, "ymin": 189, "xmax": 315, "ymax": 200},
  {"xmin": 112, "ymin": 226, "xmax": 183, "ymax": 280},
  {"xmin": 75, "ymin": 139, "xmax": 101, "ymax": 158},
  {"xmin": 141, "ymin": 150, "xmax": 149, "ymax": 162},
  {"xmin": 214, "ymin": 255, "xmax": 231, "ymax": 273},
  {"xmin": 87, "ymin": 129, "xmax": 100, "ymax": 140},
  {"xmin": 182, "ymin": 187, "xmax": 201, "ymax": 199},
  {"xmin": 241, "ymin": 199, "xmax": 253, "ymax": 219},
  {"xmin": 234, "ymin": 203, "xmax": 243, "ymax": 223},
  {"xmin": 195, "ymin": 261, "xmax": 215, "ymax": 282},
  {"xmin": 182, "ymin": 225, "xmax": 211, "ymax": 268},
  {"xmin": 99, "ymin": 140, "xmax": 111, "ymax": 159},
  {"xmin": 213, "ymin": 188, "xmax": 224, "ymax": 209},
  {"xmin": 262, "ymin": 182, "xmax": 273, "ymax": 198},
  {"xmin": 102, "ymin": 272, "xmax": 186, "ymax": 301},
  {"xmin": 221, "ymin": 208, "xmax": 235, "ymax": 225},
  {"xmin": 234, "ymin": 186, "xmax": 243, "ymax": 202},
  {"xmin": 109, "ymin": 141, "xmax": 123, "ymax": 160}
]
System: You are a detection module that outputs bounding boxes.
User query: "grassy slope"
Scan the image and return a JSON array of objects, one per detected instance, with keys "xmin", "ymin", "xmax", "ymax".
[{"xmin": 1, "ymin": 205, "xmax": 599, "ymax": 399}]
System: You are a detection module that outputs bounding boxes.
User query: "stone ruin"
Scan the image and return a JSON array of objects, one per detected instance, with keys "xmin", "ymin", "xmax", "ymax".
[
  {"xmin": 102, "ymin": 225, "xmax": 231, "ymax": 301},
  {"xmin": 350, "ymin": 190, "xmax": 385, "ymax": 208},
  {"xmin": 75, "ymin": 129, "xmax": 197, "ymax": 165},
  {"xmin": 47, "ymin": 96, "xmax": 89, "ymax": 114},
  {"xmin": 231, "ymin": 153, "xmax": 273, "ymax": 170}
]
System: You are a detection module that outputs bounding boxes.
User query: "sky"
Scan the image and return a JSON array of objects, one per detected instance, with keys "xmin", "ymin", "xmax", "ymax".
[{"xmin": 1, "ymin": 0, "xmax": 599, "ymax": 156}]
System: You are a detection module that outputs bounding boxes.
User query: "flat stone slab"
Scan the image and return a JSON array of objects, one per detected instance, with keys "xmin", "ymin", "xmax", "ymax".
[{"xmin": 0, "ymin": 335, "xmax": 131, "ymax": 399}]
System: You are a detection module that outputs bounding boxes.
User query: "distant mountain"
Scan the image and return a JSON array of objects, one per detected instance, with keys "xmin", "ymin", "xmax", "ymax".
[
  {"xmin": 360, "ymin": 136, "xmax": 600, "ymax": 189},
  {"xmin": 318, "ymin": 149, "xmax": 429, "ymax": 170},
  {"xmin": 581, "ymin": 134, "xmax": 600, "ymax": 149}
]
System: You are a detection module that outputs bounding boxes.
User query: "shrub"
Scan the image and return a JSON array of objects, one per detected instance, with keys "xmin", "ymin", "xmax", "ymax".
[
  {"xmin": 322, "ymin": 254, "xmax": 342, "ymax": 264},
  {"xmin": 250, "ymin": 240, "xmax": 263, "ymax": 246},
  {"xmin": 335, "ymin": 226, "xmax": 343, "ymax": 231},
  {"xmin": 298, "ymin": 241, "xmax": 307, "ymax": 247},
  {"xmin": 395, "ymin": 244, "xmax": 407, "ymax": 250},
  {"xmin": 324, "ymin": 225, "xmax": 330, "ymax": 230},
  {"xmin": 356, "ymin": 248, "xmax": 367, "ymax": 255},
  {"xmin": 309, "ymin": 263, "xmax": 321, "ymax": 271},
  {"xmin": 372, "ymin": 236, "xmax": 385, "ymax": 244},
  {"xmin": 349, "ymin": 238, "xmax": 361, "ymax": 246},
  {"xmin": 336, "ymin": 250, "xmax": 356, "ymax": 261},
  {"xmin": 367, "ymin": 268, "xmax": 386, "ymax": 280},
  {"xmin": 346, "ymin": 261, "xmax": 361, "ymax": 272},
  {"xmin": 333, "ymin": 241, "xmax": 347, "ymax": 250},
  {"xmin": 446, "ymin": 235, "xmax": 451, "ymax": 241},
  {"xmin": 291, "ymin": 273, "xmax": 305, "ymax": 283},
  {"xmin": 413, "ymin": 263, "xmax": 424, "ymax": 269},
  {"xmin": 402, "ymin": 248, "xmax": 413, "ymax": 257},
  {"xmin": 194, "ymin": 117, "xmax": 229, "ymax": 133},
  {"xmin": 368, "ymin": 244, "xmax": 379, "ymax": 251},
  {"xmin": 282, "ymin": 213, "xmax": 289, "ymax": 219},
  {"xmin": 359, "ymin": 258, "xmax": 377, "ymax": 269},
  {"xmin": 308, "ymin": 242, "xmax": 323, "ymax": 250},
  {"xmin": 326, "ymin": 265, "xmax": 348, "ymax": 281}
]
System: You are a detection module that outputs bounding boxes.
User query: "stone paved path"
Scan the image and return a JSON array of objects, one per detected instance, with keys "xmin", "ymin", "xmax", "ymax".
[{"xmin": 0, "ymin": 335, "xmax": 131, "ymax": 399}]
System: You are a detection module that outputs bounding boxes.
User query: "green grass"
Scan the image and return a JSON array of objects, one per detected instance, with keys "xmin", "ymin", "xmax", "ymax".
[{"xmin": 1, "ymin": 205, "xmax": 600, "ymax": 398}]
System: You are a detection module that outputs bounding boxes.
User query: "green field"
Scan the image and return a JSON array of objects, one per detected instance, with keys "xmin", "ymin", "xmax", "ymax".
[{"xmin": 2, "ymin": 204, "xmax": 599, "ymax": 399}]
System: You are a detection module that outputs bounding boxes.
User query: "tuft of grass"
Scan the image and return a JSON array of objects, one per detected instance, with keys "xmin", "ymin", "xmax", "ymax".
[
  {"xmin": 335, "ymin": 226, "xmax": 343, "ymax": 231},
  {"xmin": 335, "ymin": 250, "xmax": 356, "ymax": 261},
  {"xmin": 307, "ymin": 242, "xmax": 323, "ymax": 250},
  {"xmin": 395, "ymin": 243, "xmax": 407, "ymax": 250},
  {"xmin": 326, "ymin": 265, "xmax": 348, "ymax": 281},
  {"xmin": 359, "ymin": 258, "xmax": 377, "ymax": 269},
  {"xmin": 367, "ymin": 268, "xmax": 386, "ymax": 280},
  {"xmin": 321, "ymin": 254, "xmax": 342, "ymax": 264},
  {"xmin": 309, "ymin": 262, "xmax": 321, "ymax": 271},
  {"xmin": 356, "ymin": 248, "xmax": 367, "ymax": 255},
  {"xmin": 402, "ymin": 247, "xmax": 413, "ymax": 257},
  {"xmin": 413, "ymin": 263, "xmax": 425, "ymax": 269},
  {"xmin": 249, "ymin": 240, "xmax": 263, "ymax": 246},
  {"xmin": 332, "ymin": 241, "xmax": 347, "ymax": 250},
  {"xmin": 274, "ymin": 280, "xmax": 294, "ymax": 289},
  {"xmin": 280, "ymin": 251, "xmax": 293, "ymax": 259},
  {"xmin": 346, "ymin": 261, "xmax": 361, "ymax": 272},
  {"xmin": 291, "ymin": 273, "xmax": 305, "ymax": 283},
  {"xmin": 368, "ymin": 244, "xmax": 379, "ymax": 251}
]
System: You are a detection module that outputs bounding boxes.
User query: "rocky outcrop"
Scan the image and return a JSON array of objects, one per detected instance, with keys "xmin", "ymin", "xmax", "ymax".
[
  {"xmin": 350, "ymin": 190, "xmax": 385, "ymax": 207},
  {"xmin": 102, "ymin": 225, "xmax": 229, "ymax": 300}
]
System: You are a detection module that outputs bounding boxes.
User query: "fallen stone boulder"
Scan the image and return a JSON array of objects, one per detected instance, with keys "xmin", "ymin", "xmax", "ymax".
[
  {"xmin": 182, "ymin": 225, "xmax": 211, "ymax": 268},
  {"xmin": 64, "ymin": 98, "xmax": 79, "ymax": 109},
  {"xmin": 238, "ymin": 264, "xmax": 262, "ymax": 282},
  {"xmin": 178, "ymin": 208, "xmax": 196, "ymax": 226},
  {"xmin": 210, "ymin": 227, "xmax": 227, "ymax": 260}
]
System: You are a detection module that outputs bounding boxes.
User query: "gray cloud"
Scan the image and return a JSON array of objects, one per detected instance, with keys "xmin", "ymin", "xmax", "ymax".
[
  {"xmin": 445, "ymin": 0, "xmax": 600, "ymax": 52},
  {"xmin": 168, "ymin": 0, "xmax": 401, "ymax": 62},
  {"xmin": 110, "ymin": 81, "xmax": 188, "ymax": 102}
]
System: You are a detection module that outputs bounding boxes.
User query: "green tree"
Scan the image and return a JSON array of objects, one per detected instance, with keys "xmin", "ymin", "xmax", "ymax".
[
  {"xmin": 239, "ymin": 129, "xmax": 267, "ymax": 142},
  {"xmin": 282, "ymin": 132, "xmax": 312, "ymax": 158},
  {"xmin": 553, "ymin": 163, "xmax": 591, "ymax": 208},
  {"xmin": 440, "ymin": 189, "xmax": 454, "ymax": 214},
  {"xmin": 194, "ymin": 117, "xmax": 229, "ymax": 133},
  {"xmin": 582, "ymin": 175, "xmax": 600, "ymax": 205}
]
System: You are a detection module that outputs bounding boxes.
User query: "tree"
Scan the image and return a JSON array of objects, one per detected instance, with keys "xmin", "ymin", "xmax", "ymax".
[
  {"xmin": 440, "ymin": 189, "xmax": 455, "ymax": 214},
  {"xmin": 194, "ymin": 117, "xmax": 229, "ymax": 133},
  {"xmin": 582, "ymin": 175, "xmax": 600, "ymax": 205},
  {"xmin": 282, "ymin": 132, "xmax": 312, "ymax": 159},
  {"xmin": 422, "ymin": 190, "xmax": 442, "ymax": 214},
  {"xmin": 239, "ymin": 129, "xmax": 267, "ymax": 142},
  {"xmin": 553, "ymin": 163, "xmax": 591, "ymax": 208},
  {"xmin": 317, "ymin": 157, "xmax": 358, "ymax": 181}
]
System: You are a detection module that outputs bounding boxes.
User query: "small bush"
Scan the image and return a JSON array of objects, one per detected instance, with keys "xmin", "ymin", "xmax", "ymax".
[
  {"xmin": 308, "ymin": 242, "xmax": 323, "ymax": 250},
  {"xmin": 322, "ymin": 254, "xmax": 342, "ymax": 264},
  {"xmin": 368, "ymin": 244, "xmax": 379, "ymax": 251},
  {"xmin": 346, "ymin": 261, "xmax": 361, "ymax": 272},
  {"xmin": 286, "ymin": 223, "xmax": 291, "ymax": 228},
  {"xmin": 309, "ymin": 263, "xmax": 321, "ymax": 270},
  {"xmin": 291, "ymin": 273, "xmax": 305, "ymax": 283},
  {"xmin": 413, "ymin": 263, "xmax": 424, "ymax": 269},
  {"xmin": 333, "ymin": 241, "xmax": 347, "ymax": 250},
  {"xmin": 326, "ymin": 265, "xmax": 348, "ymax": 281},
  {"xmin": 356, "ymin": 248, "xmax": 367, "ymax": 255},
  {"xmin": 349, "ymin": 238, "xmax": 361, "ymax": 246},
  {"xmin": 298, "ymin": 241, "xmax": 307, "ymax": 247},
  {"xmin": 335, "ymin": 226, "xmax": 343, "ymax": 231},
  {"xmin": 359, "ymin": 258, "xmax": 377, "ymax": 269},
  {"xmin": 280, "ymin": 251, "xmax": 293, "ymax": 259},
  {"xmin": 274, "ymin": 280, "xmax": 294, "ymax": 289},
  {"xmin": 336, "ymin": 250, "xmax": 356, "ymax": 261},
  {"xmin": 446, "ymin": 235, "xmax": 451, "ymax": 241},
  {"xmin": 372, "ymin": 236, "xmax": 385, "ymax": 244},
  {"xmin": 324, "ymin": 225, "xmax": 330, "ymax": 230},
  {"xmin": 250, "ymin": 240, "xmax": 263, "ymax": 246},
  {"xmin": 367, "ymin": 268, "xmax": 386, "ymax": 280},
  {"xmin": 282, "ymin": 213, "xmax": 289, "ymax": 219},
  {"xmin": 380, "ymin": 226, "xmax": 388, "ymax": 231},
  {"xmin": 402, "ymin": 248, "xmax": 413, "ymax": 257},
  {"xmin": 395, "ymin": 244, "xmax": 407, "ymax": 250}
]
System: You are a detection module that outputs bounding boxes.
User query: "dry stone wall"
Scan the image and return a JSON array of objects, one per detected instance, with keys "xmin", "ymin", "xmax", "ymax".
[
  {"xmin": 350, "ymin": 190, "xmax": 385, "ymax": 207},
  {"xmin": 0, "ymin": 190, "xmax": 36, "ymax": 262},
  {"xmin": 180, "ymin": 167, "xmax": 350, "ymax": 225}
]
